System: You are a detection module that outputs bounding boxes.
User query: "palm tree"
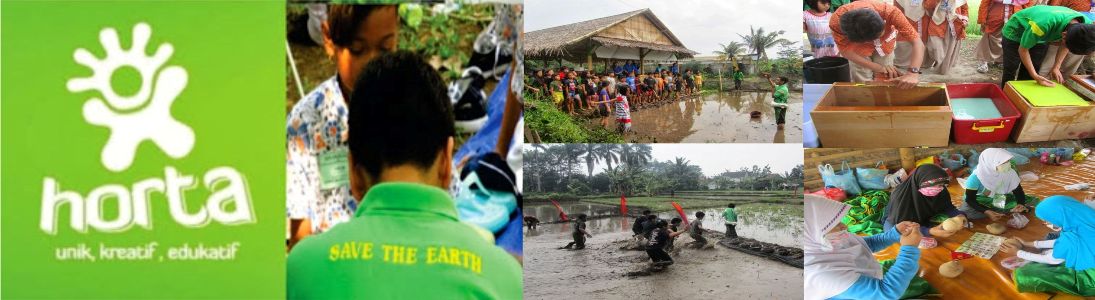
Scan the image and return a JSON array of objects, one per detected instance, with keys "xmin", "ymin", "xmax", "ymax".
[
  {"xmin": 739, "ymin": 26, "xmax": 791, "ymax": 61},
  {"xmin": 713, "ymin": 41, "xmax": 746, "ymax": 60},
  {"xmin": 597, "ymin": 144, "xmax": 621, "ymax": 173},
  {"xmin": 582, "ymin": 144, "xmax": 601, "ymax": 177}
]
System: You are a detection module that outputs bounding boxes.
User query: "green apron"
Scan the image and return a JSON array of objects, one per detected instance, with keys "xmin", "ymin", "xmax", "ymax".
[
  {"xmin": 880, "ymin": 259, "xmax": 940, "ymax": 299},
  {"xmin": 843, "ymin": 190, "xmax": 890, "ymax": 235}
]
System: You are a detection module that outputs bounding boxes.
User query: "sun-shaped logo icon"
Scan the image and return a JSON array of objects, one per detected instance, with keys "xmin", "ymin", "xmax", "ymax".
[{"xmin": 66, "ymin": 22, "xmax": 194, "ymax": 172}]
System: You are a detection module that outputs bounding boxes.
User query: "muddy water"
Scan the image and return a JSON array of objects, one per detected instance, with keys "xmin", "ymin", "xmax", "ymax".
[
  {"xmin": 591, "ymin": 91, "xmax": 803, "ymax": 143},
  {"xmin": 524, "ymin": 204, "xmax": 804, "ymax": 299},
  {"xmin": 524, "ymin": 203, "xmax": 803, "ymax": 247}
]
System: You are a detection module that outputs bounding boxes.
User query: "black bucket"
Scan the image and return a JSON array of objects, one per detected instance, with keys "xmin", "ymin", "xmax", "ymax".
[{"xmin": 804, "ymin": 56, "xmax": 850, "ymax": 84}]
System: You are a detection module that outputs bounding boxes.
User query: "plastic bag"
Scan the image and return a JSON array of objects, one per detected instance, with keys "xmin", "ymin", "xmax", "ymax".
[
  {"xmin": 856, "ymin": 162, "xmax": 889, "ymax": 191},
  {"xmin": 968, "ymin": 149, "xmax": 980, "ymax": 170},
  {"xmin": 879, "ymin": 259, "xmax": 941, "ymax": 299},
  {"xmin": 820, "ymin": 162, "xmax": 862, "ymax": 196},
  {"xmin": 941, "ymin": 150, "xmax": 967, "ymax": 170},
  {"xmin": 1019, "ymin": 171, "xmax": 1039, "ymax": 182},
  {"xmin": 808, "ymin": 187, "xmax": 847, "ymax": 201},
  {"xmin": 1007, "ymin": 213, "xmax": 1029, "ymax": 229},
  {"xmin": 916, "ymin": 155, "xmax": 940, "ymax": 167},
  {"xmin": 885, "ymin": 168, "xmax": 908, "ymax": 188},
  {"xmin": 1006, "ymin": 148, "xmax": 1034, "ymax": 165}
]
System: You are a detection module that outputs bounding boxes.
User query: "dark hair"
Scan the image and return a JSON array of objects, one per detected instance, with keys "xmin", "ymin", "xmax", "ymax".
[
  {"xmin": 1065, "ymin": 22, "xmax": 1095, "ymax": 55},
  {"xmin": 647, "ymin": 214, "xmax": 658, "ymax": 220},
  {"xmin": 617, "ymin": 83, "xmax": 630, "ymax": 96},
  {"xmin": 349, "ymin": 51, "xmax": 454, "ymax": 179},
  {"xmin": 779, "ymin": 76, "xmax": 790, "ymax": 84},
  {"xmin": 642, "ymin": 210, "xmax": 651, "ymax": 215},
  {"xmin": 670, "ymin": 217, "xmax": 682, "ymax": 224},
  {"xmin": 327, "ymin": 5, "xmax": 392, "ymax": 48},
  {"xmin": 695, "ymin": 211, "xmax": 705, "ymax": 218},
  {"xmin": 840, "ymin": 9, "xmax": 885, "ymax": 43},
  {"xmin": 727, "ymin": 203, "xmax": 736, "ymax": 208},
  {"xmin": 656, "ymin": 220, "xmax": 669, "ymax": 228},
  {"xmin": 805, "ymin": 0, "xmax": 832, "ymax": 12},
  {"xmin": 577, "ymin": 213, "xmax": 587, "ymax": 220}
]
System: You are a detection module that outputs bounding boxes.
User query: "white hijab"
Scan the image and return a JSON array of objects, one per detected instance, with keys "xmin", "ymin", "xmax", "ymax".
[
  {"xmin": 973, "ymin": 148, "xmax": 1021, "ymax": 196},
  {"xmin": 804, "ymin": 195, "xmax": 884, "ymax": 300}
]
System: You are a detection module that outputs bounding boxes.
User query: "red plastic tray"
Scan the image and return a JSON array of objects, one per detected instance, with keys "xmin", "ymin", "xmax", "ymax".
[{"xmin": 946, "ymin": 83, "xmax": 1021, "ymax": 144}]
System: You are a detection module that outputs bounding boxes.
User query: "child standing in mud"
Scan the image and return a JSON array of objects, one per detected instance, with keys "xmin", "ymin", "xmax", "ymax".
[
  {"xmin": 590, "ymin": 83, "xmax": 633, "ymax": 134},
  {"xmin": 733, "ymin": 69, "xmax": 745, "ymax": 90},
  {"xmin": 763, "ymin": 74, "xmax": 790, "ymax": 130},
  {"xmin": 560, "ymin": 214, "xmax": 592, "ymax": 250},
  {"xmin": 689, "ymin": 211, "xmax": 708, "ymax": 248},
  {"xmin": 647, "ymin": 220, "xmax": 674, "ymax": 267},
  {"xmin": 724, "ymin": 204, "xmax": 738, "ymax": 238}
]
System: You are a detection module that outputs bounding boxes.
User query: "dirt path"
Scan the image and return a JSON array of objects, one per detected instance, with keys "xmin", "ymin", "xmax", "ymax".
[
  {"xmin": 919, "ymin": 36, "xmax": 1003, "ymax": 84},
  {"xmin": 524, "ymin": 228, "xmax": 803, "ymax": 299}
]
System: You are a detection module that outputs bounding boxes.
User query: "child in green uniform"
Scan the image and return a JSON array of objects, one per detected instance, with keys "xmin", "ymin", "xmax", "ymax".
[
  {"xmin": 764, "ymin": 74, "xmax": 790, "ymax": 130},
  {"xmin": 733, "ymin": 69, "xmax": 745, "ymax": 90},
  {"xmin": 1000, "ymin": 5, "xmax": 1095, "ymax": 87},
  {"xmin": 286, "ymin": 51, "xmax": 521, "ymax": 299},
  {"xmin": 723, "ymin": 203, "xmax": 738, "ymax": 238}
]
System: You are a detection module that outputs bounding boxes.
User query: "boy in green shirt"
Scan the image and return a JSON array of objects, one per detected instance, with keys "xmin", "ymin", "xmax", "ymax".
[
  {"xmin": 733, "ymin": 69, "xmax": 745, "ymax": 90},
  {"xmin": 286, "ymin": 51, "xmax": 522, "ymax": 299},
  {"xmin": 723, "ymin": 203, "xmax": 738, "ymax": 238},
  {"xmin": 764, "ymin": 74, "xmax": 790, "ymax": 130},
  {"xmin": 1000, "ymin": 5, "xmax": 1095, "ymax": 87}
]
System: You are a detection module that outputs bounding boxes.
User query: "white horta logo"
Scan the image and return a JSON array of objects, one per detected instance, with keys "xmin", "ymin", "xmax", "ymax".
[{"xmin": 66, "ymin": 22, "xmax": 194, "ymax": 172}]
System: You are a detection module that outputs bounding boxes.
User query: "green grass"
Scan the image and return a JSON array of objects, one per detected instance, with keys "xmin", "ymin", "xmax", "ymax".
[
  {"xmin": 967, "ymin": 0, "xmax": 982, "ymax": 37},
  {"xmin": 524, "ymin": 94, "xmax": 625, "ymax": 143}
]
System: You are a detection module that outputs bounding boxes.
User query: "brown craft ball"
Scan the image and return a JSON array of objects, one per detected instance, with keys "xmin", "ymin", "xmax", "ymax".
[
  {"xmin": 987, "ymin": 223, "xmax": 1007, "ymax": 235},
  {"xmin": 941, "ymin": 218, "xmax": 963, "ymax": 232},
  {"xmin": 939, "ymin": 260, "xmax": 964, "ymax": 278}
]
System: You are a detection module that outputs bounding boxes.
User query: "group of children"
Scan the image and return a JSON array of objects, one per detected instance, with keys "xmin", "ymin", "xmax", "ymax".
[
  {"xmin": 806, "ymin": 149, "xmax": 1095, "ymax": 299},
  {"xmin": 804, "ymin": 0, "xmax": 1095, "ymax": 88},
  {"xmin": 528, "ymin": 65, "xmax": 704, "ymax": 115}
]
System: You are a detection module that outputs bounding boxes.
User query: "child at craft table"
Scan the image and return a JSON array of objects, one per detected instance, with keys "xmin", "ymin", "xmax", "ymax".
[
  {"xmin": 958, "ymin": 148, "xmax": 1032, "ymax": 221},
  {"xmin": 831, "ymin": 0, "xmax": 925, "ymax": 88},
  {"xmin": 1000, "ymin": 5, "xmax": 1095, "ymax": 87},
  {"xmin": 998, "ymin": 195, "xmax": 1095, "ymax": 296},
  {"xmin": 805, "ymin": 195, "xmax": 924, "ymax": 300}
]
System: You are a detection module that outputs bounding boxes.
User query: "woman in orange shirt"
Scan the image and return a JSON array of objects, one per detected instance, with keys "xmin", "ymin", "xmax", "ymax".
[
  {"xmin": 974, "ymin": 0, "xmax": 1033, "ymax": 73},
  {"xmin": 831, "ymin": 0, "xmax": 925, "ymax": 87},
  {"xmin": 924, "ymin": 0, "xmax": 969, "ymax": 75}
]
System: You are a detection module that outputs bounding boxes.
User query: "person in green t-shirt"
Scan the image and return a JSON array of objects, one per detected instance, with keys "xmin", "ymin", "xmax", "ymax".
[
  {"xmin": 763, "ymin": 74, "xmax": 790, "ymax": 130},
  {"xmin": 1000, "ymin": 5, "xmax": 1095, "ymax": 88},
  {"xmin": 286, "ymin": 51, "xmax": 521, "ymax": 299},
  {"xmin": 733, "ymin": 69, "xmax": 745, "ymax": 90},
  {"xmin": 723, "ymin": 203, "xmax": 738, "ymax": 238}
]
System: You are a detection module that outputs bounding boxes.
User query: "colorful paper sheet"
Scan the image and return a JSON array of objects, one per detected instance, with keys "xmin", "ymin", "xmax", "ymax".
[
  {"xmin": 956, "ymin": 232, "xmax": 1006, "ymax": 259},
  {"xmin": 1010, "ymin": 80, "xmax": 1091, "ymax": 107}
]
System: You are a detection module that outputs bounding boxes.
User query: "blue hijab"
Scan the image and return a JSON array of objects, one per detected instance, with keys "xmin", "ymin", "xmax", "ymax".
[{"xmin": 1035, "ymin": 195, "xmax": 1095, "ymax": 271}]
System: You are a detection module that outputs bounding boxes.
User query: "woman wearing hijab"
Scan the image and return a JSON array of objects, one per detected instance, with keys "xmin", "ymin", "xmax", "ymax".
[
  {"xmin": 882, "ymin": 164, "xmax": 966, "ymax": 242},
  {"xmin": 805, "ymin": 195, "xmax": 923, "ymax": 300},
  {"xmin": 1000, "ymin": 195, "xmax": 1095, "ymax": 296},
  {"xmin": 959, "ymin": 148, "xmax": 1029, "ymax": 221}
]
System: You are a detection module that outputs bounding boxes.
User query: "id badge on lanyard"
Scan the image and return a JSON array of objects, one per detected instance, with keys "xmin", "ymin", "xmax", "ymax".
[{"xmin": 1090, "ymin": 0, "xmax": 1094, "ymax": 13}]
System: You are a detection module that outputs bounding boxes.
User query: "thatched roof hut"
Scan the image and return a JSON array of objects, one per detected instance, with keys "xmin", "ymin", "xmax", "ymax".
[{"xmin": 525, "ymin": 9, "xmax": 698, "ymax": 71}]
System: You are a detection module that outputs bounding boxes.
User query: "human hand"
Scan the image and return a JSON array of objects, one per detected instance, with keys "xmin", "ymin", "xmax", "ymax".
[
  {"xmin": 890, "ymin": 73, "xmax": 920, "ymax": 89},
  {"xmin": 985, "ymin": 210, "xmax": 1006, "ymax": 221},
  {"xmin": 1010, "ymin": 206, "xmax": 1027, "ymax": 213},
  {"xmin": 900, "ymin": 223, "xmax": 923, "ymax": 246},
  {"xmin": 1034, "ymin": 75, "xmax": 1056, "ymax": 87},
  {"xmin": 875, "ymin": 64, "xmax": 900, "ymax": 79},
  {"xmin": 896, "ymin": 221, "xmax": 918, "ymax": 234},
  {"xmin": 1000, "ymin": 241, "xmax": 1020, "ymax": 253},
  {"xmin": 1052, "ymin": 68, "xmax": 1065, "ymax": 84},
  {"xmin": 1016, "ymin": 237, "xmax": 1034, "ymax": 248}
]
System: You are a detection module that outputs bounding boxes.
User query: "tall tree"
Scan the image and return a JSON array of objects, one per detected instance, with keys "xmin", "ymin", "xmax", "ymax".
[
  {"xmin": 713, "ymin": 41, "xmax": 746, "ymax": 60},
  {"xmin": 739, "ymin": 26, "xmax": 790, "ymax": 61}
]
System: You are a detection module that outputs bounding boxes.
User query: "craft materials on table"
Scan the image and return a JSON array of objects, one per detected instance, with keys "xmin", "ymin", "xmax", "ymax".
[
  {"xmin": 1065, "ymin": 183, "xmax": 1092, "ymax": 191},
  {"xmin": 956, "ymin": 232, "xmax": 1006, "ymax": 259},
  {"xmin": 1009, "ymin": 81, "xmax": 1091, "ymax": 107},
  {"xmin": 951, "ymin": 98, "xmax": 1003, "ymax": 120}
]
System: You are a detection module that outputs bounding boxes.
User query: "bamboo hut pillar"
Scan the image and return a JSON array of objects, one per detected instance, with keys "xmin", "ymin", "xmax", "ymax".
[
  {"xmin": 638, "ymin": 48, "xmax": 650, "ymax": 74},
  {"xmin": 899, "ymin": 148, "xmax": 916, "ymax": 171}
]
